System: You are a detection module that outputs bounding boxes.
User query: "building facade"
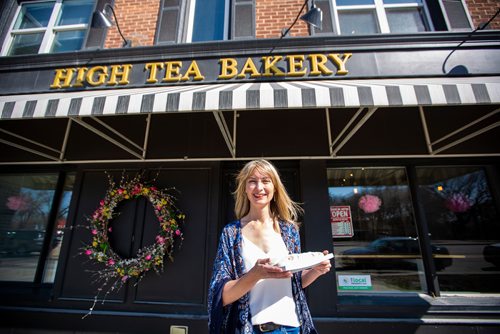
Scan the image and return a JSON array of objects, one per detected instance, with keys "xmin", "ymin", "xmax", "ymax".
[{"xmin": 0, "ymin": 0, "xmax": 499, "ymax": 333}]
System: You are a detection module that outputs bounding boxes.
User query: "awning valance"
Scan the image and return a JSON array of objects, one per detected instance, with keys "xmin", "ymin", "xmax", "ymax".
[{"xmin": 1, "ymin": 77, "xmax": 499, "ymax": 120}]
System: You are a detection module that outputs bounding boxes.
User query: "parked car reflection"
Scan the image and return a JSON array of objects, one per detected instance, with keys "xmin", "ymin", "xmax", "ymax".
[
  {"xmin": 340, "ymin": 237, "xmax": 452, "ymax": 271},
  {"xmin": 0, "ymin": 230, "xmax": 45, "ymax": 255},
  {"xmin": 483, "ymin": 243, "xmax": 500, "ymax": 268}
]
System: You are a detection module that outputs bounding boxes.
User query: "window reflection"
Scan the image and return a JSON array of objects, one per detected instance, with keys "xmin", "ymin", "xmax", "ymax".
[
  {"xmin": 0, "ymin": 173, "xmax": 75, "ymax": 283},
  {"xmin": 416, "ymin": 167, "xmax": 500, "ymax": 293},
  {"xmin": 328, "ymin": 167, "xmax": 426, "ymax": 293},
  {"xmin": 43, "ymin": 173, "xmax": 76, "ymax": 283}
]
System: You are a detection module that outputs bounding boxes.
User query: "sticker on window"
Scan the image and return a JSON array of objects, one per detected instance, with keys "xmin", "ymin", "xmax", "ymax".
[{"xmin": 330, "ymin": 205, "xmax": 354, "ymax": 238}]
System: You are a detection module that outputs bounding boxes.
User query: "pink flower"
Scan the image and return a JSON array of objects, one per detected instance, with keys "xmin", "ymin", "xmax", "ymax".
[
  {"xmin": 175, "ymin": 229, "xmax": 181, "ymax": 236},
  {"xmin": 445, "ymin": 193, "xmax": 472, "ymax": 213},
  {"xmin": 6, "ymin": 195, "xmax": 30, "ymax": 211},
  {"xmin": 99, "ymin": 200, "xmax": 105, "ymax": 206},
  {"xmin": 358, "ymin": 194, "xmax": 382, "ymax": 214},
  {"xmin": 85, "ymin": 249, "xmax": 92, "ymax": 256},
  {"xmin": 108, "ymin": 227, "xmax": 112, "ymax": 233},
  {"xmin": 121, "ymin": 275, "xmax": 129, "ymax": 282},
  {"xmin": 107, "ymin": 259, "xmax": 115, "ymax": 266},
  {"xmin": 91, "ymin": 229, "xmax": 98, "ymax": 235},
  {"xmin": 117, "ymin": 188, "xmax": 124, "ymax": 194},
  {"xmin": 145, "ymin": 254, "xmax": 152, "ymax": 261},
  {"xmin": 156, "ymin": 236, "xmax": 165, "ymax": 244}
]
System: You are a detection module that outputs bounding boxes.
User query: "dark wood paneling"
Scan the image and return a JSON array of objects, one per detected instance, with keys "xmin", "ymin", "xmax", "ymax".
[
  {"xmin": 134, "ymin": 168, "xmax": 212, "ymax": 306},
  {"xmin": 59, "ymin": 170, "xmax": 140, "ymax": 301}
]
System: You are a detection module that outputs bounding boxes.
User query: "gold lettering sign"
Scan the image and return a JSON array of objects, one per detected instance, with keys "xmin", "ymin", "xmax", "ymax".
[{"xmin": 50, "ymin": 53, "xmax": 352, "ymax": 89}]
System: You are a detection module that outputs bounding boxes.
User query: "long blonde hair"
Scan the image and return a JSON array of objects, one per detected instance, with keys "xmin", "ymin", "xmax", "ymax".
[{"xmin": 233, "ymin": 159, "xmax": 303, "ymax": 227}]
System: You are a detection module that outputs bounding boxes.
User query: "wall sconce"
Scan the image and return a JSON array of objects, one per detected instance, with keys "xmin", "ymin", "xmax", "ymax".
[
  {"xmin": 91, "ymin": 3, "xmax": 132, "ymax": 47},
  {"xmin": 300, "ymin": 0, "xmax": 323, "ymax": 30}
]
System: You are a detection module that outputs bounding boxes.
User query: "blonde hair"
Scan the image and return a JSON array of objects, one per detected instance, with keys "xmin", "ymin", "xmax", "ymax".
[{"xmin": 233, "ymin": 159, "xmax": 303, "ymax": 227}]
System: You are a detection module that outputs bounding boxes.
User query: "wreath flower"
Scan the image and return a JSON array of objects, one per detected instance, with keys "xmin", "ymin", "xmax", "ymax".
[{"xmin": 81, "ymin": 173, "xmax": 185, "ymax": 316}]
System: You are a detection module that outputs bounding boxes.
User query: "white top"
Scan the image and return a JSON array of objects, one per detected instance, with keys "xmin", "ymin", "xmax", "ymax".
[{"xmin": 241, "ymin": 233, "xmax": 300, "ymax": 327}]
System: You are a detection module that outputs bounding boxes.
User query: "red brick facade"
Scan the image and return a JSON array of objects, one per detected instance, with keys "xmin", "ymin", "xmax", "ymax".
[
  {"xmin": 255, "ymin": 0, "xmax": 310, "ymax": 39},
  {"xmin": 465, "ymin": 0, "xmax": 500, "ymax": 30},
  {"xmin": 104, "ymin": 0, "xmax": 160, "ymax": 48},
  {"xmin": 102, "ymin": 0, "xmax": 499, "ymax": 48}
]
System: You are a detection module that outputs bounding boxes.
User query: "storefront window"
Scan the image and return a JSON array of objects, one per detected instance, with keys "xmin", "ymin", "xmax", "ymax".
[
  {"xmin": 0, "ymin": 173, "xmax": 75, "ymax": 283},
  {"xmin": 42, "ymin": 173, "xmax": 75, "ymax": 283},
  {"xmin": 416, "ymin": 166, "xmax": 500, "ymax": 293},
  {"xmin": 328, "ymin": 167, "xmax": 426, "ymax": 293}
]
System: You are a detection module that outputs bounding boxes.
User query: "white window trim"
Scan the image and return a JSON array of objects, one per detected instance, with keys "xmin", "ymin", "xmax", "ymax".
[
  {"xmin": 1, "ymin": 0, "xmax": 90, "ymax": 56},
  {"xmin": 332, "ymin": 0, "xmax": 430, "ymax": 35}
]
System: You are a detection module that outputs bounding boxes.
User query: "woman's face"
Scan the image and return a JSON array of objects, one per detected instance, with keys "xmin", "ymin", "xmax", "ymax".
[{"xmin": 245, "ymin": 169, "xmax": 275, "ymax": 208}]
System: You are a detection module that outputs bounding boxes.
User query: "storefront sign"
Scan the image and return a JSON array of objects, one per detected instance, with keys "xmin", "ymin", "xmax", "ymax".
[
  {"xmin": 337, "ymin": 274, "xmax": 372, "ymax": 290},
  {"xmin": 330, "ymin": 205, "xmax": 354, "ymax": 238},
  {"xmin": 49, "ymin": 53, "xmax": 352, "ymax": 89}
]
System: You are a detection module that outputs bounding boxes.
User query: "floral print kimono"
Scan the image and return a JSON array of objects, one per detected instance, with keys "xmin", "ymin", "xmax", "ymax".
[{"xmin": 208, "ymin": 220, "xmax": 318, "ymax": 334}]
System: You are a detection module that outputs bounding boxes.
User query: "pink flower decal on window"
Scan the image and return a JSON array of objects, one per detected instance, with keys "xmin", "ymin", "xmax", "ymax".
[
  {"xmin": 358, "ymin": 194, "xmax": 382, "ymax": 213},
  {"xmin": 444, "ymin": 193, "xmax": 472, "ymax": 213}
]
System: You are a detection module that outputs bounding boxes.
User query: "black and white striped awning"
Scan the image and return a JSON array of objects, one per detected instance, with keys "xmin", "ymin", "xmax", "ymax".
[{"xmin": 1, "ymin": 77, "xmax": 499, "ymax": 119}]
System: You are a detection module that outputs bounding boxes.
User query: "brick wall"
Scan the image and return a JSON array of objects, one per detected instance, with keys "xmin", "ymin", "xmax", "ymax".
[
  {"xmin": 104, "ymin": 0, "xmax": 160, "ymax": 48},
  {"xmin": 256, "ymin": 0, "xmax": 310, "ymax": 39},
  {"xmin": 465, "ymin": 0, "xmax": 500, "ymax": 30}
]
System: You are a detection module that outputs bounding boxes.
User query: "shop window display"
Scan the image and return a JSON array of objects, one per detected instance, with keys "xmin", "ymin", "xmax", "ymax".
[
  {"xmin": 416, "ymin": 166, "xmax": 500, "ymax": 293},
  {"xmin": 327, "ymin": 167, "xmax": 428, "ymax": 293}
]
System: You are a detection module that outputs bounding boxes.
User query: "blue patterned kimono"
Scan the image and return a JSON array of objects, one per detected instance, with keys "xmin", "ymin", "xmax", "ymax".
[{"xmin": 208, "ymin": 220, "xmax": 318, "ymax": 334}]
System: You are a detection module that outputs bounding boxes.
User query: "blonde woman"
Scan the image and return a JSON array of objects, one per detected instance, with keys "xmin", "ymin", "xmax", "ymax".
[{"xmin": 208, "ymin": 159, "xmax": 331, "ymax": 333}]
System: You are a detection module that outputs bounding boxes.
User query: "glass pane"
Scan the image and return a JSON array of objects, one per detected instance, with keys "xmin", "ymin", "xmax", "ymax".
[
  {"xmin": 337, "ymin": 0, "xmax": 374, "ymax": 5},
  {"xmin": 442, "ymin": 0, "xmax": 471, "ymax": 29},
  {"xmin": 14, "ymin": 2, "xmax": 54, "ymax": 29},
  {"xmin": 234, "ymin": 4, "xmax": 253, "ymax": 38},
  {"xmin": 416, "ymin": 166, "xmax": 500, "ymax": 293},
  {"xmin": 51, "ymin": 30, "xmax": 86, "ymax": 53},
  {"xmin": 192, "ymin": 0, "xmax": 226, "ymax": 42},
  {"xmin": 43, "ymin": 173, "xmax": 75, "ymax": 283},
  {"xmin": 0, "ymin": 174, "xmax": 59, "ymax": 282},
  {"xmin": 314, "ymin": 0, "xmax": 334, "ymax": 33},
  {"xmin": 328, "ymin": 168, "xmax": 426, "ymax": 293},
  {"xmin": 57, "ymin": 0, "xmax": 94, "ymax": 26},
  {"xmin": 158, "ymin": 8, "xmax": 180, "ymax": 42},
  {"xmin": 8, "ymin": 33, "xmax": 44, "ymax": 56},
  {"xmin": 387, "ymin": 8, "xmax": 426, "ymax": 33},
  {"xmin": 338, "ymin": 10, "xmax": 379, "ymax": 35}
]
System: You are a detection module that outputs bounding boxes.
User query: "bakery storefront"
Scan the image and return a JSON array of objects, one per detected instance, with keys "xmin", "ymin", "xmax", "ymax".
[{"xmin": 1, "ymin": 32, "xmax": 500, "ymax": 333}]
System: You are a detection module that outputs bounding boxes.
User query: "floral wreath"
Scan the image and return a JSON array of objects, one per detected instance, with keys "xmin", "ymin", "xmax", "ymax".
[{"xmin": 82, "ymin": 173, "xmax": 185, "ymax": 314}]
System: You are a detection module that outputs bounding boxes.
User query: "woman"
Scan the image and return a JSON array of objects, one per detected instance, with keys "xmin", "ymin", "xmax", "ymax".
[{"xmin": 208, "ymin": 159, "xmax": 331, "ymax": 333}]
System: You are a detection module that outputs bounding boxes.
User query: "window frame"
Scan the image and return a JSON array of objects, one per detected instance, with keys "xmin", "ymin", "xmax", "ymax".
[
  {"xmin": 0, "ymin": 170, "xmax": 73, "ymax": 285},
  {"xmin": 438, "ymin": 0, "xmax": 473, "ymax": 31},
  {"xmin": 156, "ymin": 0, "xmax": 254, "ymax": 45},
  {"xmin": 1, "ymin": 0, "xmax": 94, "ymax": 56}
]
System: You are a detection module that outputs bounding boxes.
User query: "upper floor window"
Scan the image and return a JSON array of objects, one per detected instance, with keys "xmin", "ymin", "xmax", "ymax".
[
  {"xmin": 157, "ymin": 0, "xmax": 254, "ymax": 44},
  {"xmin": 315, "ymin": 0, "xmax": 472, "ymax": 35},
  {"xmin": 316, "ymin": 0, "xmax": 429, "ymax": 35},
  {"xmin": 1, "ymin": 0, "xmax": 94, "ymax": 56}
]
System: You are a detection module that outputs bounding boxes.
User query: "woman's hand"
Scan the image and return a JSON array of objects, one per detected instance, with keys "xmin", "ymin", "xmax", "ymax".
[
  {"xmin": 301, "ymin": 250, "xmax": 332, "ymax": 288},
  {"xmin": 248, "ymin": 258, "xmax": 293, "ymax": 280},
  {"xmin": 310, "ymin": 250, "xmax": 332, "ymax": 275},
  {"xmin": 222, "ymin": 258, "xmax": 291, "ymax": 306}
]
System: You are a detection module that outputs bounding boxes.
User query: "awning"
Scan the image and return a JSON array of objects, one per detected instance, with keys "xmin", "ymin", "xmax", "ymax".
[{"xmin": 1, "ymin": 77, "xmax": 499, "ymax": 119}]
